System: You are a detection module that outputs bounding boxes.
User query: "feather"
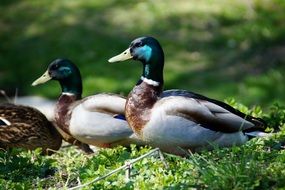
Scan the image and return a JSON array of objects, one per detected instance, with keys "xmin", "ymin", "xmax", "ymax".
[
  {"xmin": 0, "ymin": 117, "xmax": 11, "ymax": 126},
  {"xmin": 0, "ymin": 103, "xmax": 62, "ymax": 154},
  {"xmin": 81, "ymin": 94, "xmax": 126, "ymax": 115},
  {"xmin": 155, "ymin": 96, "xmax": 255, "ymax": 133}
]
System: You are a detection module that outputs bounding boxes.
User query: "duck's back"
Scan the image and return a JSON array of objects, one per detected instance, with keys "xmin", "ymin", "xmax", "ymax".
[
  {"xmin": 161, "ymin": 89, "xmax": 266, "ymax": 131},
  {"xmin": 0, "ymin": 103, "xmax": 62, "ymax": 154}
]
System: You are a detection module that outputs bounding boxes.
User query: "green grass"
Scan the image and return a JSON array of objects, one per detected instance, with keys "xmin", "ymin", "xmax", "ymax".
[
  {"xmin": 1, "ymin": 101, "xmax": 285, "ymax": 189},
  {"xmin": 0, "ymin": 0, "xmax": 284, "ymax": 109}
]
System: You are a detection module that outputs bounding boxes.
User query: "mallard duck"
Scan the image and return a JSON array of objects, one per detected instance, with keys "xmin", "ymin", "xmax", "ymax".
[
  {"xmin": 108, "ymin": 36, "xmax": 267, "ymax": 155},
  {"xmin": 32, "ymin": 59, "xmax": 145, "ymax": 149},
  {"xmin": 0, "ymin": 103, "xmax": 62, "ymax": 155}
]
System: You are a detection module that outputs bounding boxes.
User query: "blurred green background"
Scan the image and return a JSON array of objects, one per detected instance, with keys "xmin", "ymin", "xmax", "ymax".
[{"xmin": 0, "ymin": 0, "xmax": 284, "ymax": 110}]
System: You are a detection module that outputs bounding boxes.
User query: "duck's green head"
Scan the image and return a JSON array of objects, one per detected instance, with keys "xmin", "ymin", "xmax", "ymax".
[
  {"xmin": 109, "ymin": 36, "xmax": 164, "ymax": 84},
  {"xmin": 32, "ymin": 59, "xmax": 82, "ymax": 96}
]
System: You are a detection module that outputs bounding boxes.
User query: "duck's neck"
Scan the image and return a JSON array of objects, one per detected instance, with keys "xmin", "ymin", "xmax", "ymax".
[
  {"xmin": 59, "ymin": 77, "xmax": 82, "ymax": 99},
  {"xmin": 141, "ymin": 51, "xmax": 164, "ymax": 87},
  {"xmin": 134, "ymin": 49, "xmax": 164, "ymax": 106},
  {"xmin": 55, "ymin": 77, "xmax": 82, "ymax": 135}
]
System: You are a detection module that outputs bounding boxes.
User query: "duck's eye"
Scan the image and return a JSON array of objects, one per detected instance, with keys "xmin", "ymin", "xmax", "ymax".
[
  {"xmin": 135, "ymin": 42, "xmax": 143, "ymax": 47},
  {"xmin": 52, "ymin": 64, "xmax": 59, "ymax": 70}
]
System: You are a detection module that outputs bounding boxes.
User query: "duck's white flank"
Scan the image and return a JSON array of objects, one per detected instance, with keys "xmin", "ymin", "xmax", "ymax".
[
  {"xmin": 141, "ymin": 76, "xmax": 160, "ymax": 86},
  {"xmin": 141, "ymin": 96, "xmax": 255, "ymax": 149},
  {"xmin": 68, "ymin": 94, "xmax": 133, "ymax": 146}
]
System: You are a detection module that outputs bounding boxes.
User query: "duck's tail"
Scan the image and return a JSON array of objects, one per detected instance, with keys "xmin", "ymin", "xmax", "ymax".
[
  {"xmin": 250, "ymin": 117, "xmax": 267, "ymax": 129},
  {"xmin": 243, "ymin": 116, "xmax": 271, "ymax": 139},
  {"xmin": 243, "ymin": 115, "xmax": 267, "ymax": 135}
]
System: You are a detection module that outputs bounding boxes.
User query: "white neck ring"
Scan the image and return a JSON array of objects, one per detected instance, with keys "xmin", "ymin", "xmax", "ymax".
[{"xmin": 141, "ymin": 76, "xmax": 160, "ymax": 86}]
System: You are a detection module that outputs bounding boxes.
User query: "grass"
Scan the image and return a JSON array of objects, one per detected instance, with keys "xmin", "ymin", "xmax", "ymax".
[
  {"xmin": 0, "ymin": 0, "xmax": 284, "ymax": 109},
  {"xmin": 1, "ymin": 1, "xmax": 285, "ymax": 189},
  {"xmin": 1, "ymin": 101, "xmax": 285, "ymax": 189}
]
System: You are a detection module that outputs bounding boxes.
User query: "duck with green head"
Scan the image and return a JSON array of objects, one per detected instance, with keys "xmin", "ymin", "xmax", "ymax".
[
  {"xmin": 108, "ymin": 36, "xmax": 267, "ymax": 155},
  {"xmin": 32, "ymin": 59, "xmax": 145, "ymax": 150}
]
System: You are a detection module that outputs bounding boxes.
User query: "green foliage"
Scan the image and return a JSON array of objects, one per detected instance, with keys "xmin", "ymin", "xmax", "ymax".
[
  {"xmin": 0, "ymin": 148, "xmax": 58, "ymax": 189},
  {"xmin": 264, "ymin": 104, "xmax": 285, "ymax": 130},
  {"xmin": 225, "ymin": 97, "xmax": 264, "ymax": 117},
  {"xmin": 226, "ymin": 99, "xmax": 285, "ymax": 133},
  {"xmin": 1, "ymin": 102, "xmax": 285, "ymax": 189},
  {"xmin": 0, "ymin": 0, "xmax": 284, "ymax": 108}
]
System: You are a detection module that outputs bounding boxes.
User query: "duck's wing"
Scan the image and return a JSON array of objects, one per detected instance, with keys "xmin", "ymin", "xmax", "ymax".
[
  {"xmin": 0, "ymin": 108, "xmax": 23, "ymax": 143},
  {"xmin": 79, "ymin": 93, "xmax": 126, "ymax": 116},
  {"xmin": 162, "ymin": 90, "xmax": 266, "ymax": 131},
  {"xmin": 0, "ymin": 104, "xmax": 62, "ymax": 150},
  {"xmin": 0, "ymin": 119, "xmax": 27, "ymax": 144},
  {"xmin": 157, "ymin": 91, "xmax": 263, "ymax": 133},
  {"xmin": 70, "ymin": 94, "xmax": 132, "ymax": 143}
]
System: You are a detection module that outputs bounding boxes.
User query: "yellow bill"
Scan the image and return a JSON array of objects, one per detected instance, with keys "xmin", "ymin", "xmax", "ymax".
[
  {"xmin": 32, "ymin": 70, "xmax": 52, "ymax": 86},
  {"xmin": 108, "ymin": 48, "xmax": 133, "ymax": 63}
]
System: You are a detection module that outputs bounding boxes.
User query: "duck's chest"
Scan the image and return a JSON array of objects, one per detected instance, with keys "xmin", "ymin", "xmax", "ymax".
[
  {"xmin": 54, "ymin": 95, "xmax": 76, "ymax": 135},
  {"xmin": 125, "ymin": 82, "xmax": 160, "ymax": 136}
]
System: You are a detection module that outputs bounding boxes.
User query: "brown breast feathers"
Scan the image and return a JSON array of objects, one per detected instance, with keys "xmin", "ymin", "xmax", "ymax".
[
  {"xmin": 126, "ymin": 81, "xmax": 162, "ymax": 137},
  {"xmin": 54, "ymin": 94, "xmax": 77, "ymax": 136}
]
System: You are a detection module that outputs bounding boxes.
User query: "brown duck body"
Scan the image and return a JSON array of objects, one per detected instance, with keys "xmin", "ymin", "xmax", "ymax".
[{"xmin": 0, "ymin": 103, "xmax": 62, "ymax": 154}]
